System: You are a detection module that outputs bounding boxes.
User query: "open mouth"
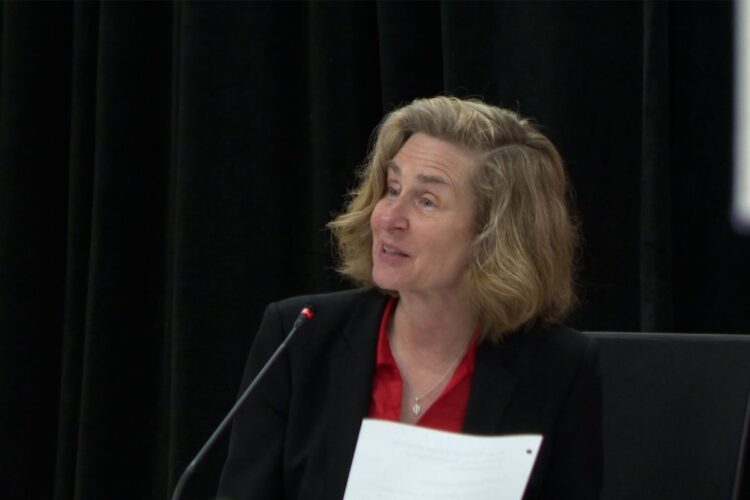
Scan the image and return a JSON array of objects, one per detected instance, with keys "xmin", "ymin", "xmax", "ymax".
[{"xmin": 382, "ymin": 244, "xmax": 408, "ymax": 257}]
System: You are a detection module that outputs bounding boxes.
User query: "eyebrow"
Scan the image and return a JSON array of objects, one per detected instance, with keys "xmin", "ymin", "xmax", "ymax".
[{"xmin": 387, "ymin": 161, "xmax": 450, "ymax": 186}]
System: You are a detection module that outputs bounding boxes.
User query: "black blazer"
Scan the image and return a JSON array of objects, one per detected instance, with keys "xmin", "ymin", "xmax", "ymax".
[{"xmin": 218, "ymin": 288, "xmax": 602, "ymax": 500}]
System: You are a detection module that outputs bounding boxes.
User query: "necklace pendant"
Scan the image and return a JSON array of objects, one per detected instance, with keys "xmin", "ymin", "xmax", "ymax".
[{"xmin": 412, "ymin": 401, "xmax": 421, "ymax": 416}]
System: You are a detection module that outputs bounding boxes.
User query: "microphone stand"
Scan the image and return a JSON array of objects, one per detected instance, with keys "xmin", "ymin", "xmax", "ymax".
[{"xmin": 170, "ymin": 307, "xmax": 313, "ymax": 500}]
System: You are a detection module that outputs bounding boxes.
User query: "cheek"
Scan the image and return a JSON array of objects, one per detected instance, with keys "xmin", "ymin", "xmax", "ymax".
[
  {"xmin": 370, "ymin": 201, "xmax": 384, "ymax": 232},
  {"xmin": 446, "ymin": 227, "xmax": 474, "ymax": 264}
]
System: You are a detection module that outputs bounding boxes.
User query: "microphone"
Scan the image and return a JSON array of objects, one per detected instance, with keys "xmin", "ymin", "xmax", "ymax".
[{"xmin": 170, "ymin": 305, "xmax": 314, "ymax": 500}]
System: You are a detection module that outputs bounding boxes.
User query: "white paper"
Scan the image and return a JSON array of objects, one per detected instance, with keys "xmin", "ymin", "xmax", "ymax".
[
  {"xmin": 735, "ymin": 0, "xmax": 750, "ymax": 231},
  {"xmin": 343, "ymin": 419, "xmax": 542, "ymax": 500}
]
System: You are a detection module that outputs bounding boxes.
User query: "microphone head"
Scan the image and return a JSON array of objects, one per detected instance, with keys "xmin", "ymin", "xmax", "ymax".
[{"xmin": 292, "ymin": 306, "xmax": 314, "ymax": 329}]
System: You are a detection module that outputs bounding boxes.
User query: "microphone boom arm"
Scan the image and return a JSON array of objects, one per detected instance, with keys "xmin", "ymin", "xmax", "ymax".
[{"xmin": 170, "ymin": 306, "xmax": 313, "ymax": 500}]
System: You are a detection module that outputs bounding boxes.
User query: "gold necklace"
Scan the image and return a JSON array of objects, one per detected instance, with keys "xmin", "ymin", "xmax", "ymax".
[{"xmin": 392, "ymin": 346, "xmax": 465, "ymax": 416}]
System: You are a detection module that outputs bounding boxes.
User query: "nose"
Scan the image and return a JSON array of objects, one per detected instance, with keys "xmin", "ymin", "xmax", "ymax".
[{"xmin": 381, "ymin": 197, "xmax": 408, "ymax": 231}]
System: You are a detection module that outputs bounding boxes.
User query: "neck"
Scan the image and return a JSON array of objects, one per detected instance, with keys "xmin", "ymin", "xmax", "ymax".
[{"xmin": 391, "ymin": 291, "xmax": 476, "ymax": 363}]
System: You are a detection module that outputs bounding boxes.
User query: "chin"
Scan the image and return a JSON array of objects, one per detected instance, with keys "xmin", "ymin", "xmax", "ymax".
[{"xmin": 371, "ymin": 272, "xmax": 400, "ymax": 293}]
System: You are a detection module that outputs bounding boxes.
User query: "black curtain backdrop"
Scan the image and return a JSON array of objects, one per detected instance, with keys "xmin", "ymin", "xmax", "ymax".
[{"xmin": 0, "ymin": 1, "xmax": 747, "ymax": 499}]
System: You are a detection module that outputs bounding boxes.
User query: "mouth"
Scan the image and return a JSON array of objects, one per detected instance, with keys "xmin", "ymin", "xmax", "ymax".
[{"xmin": 380, "ymin": 243, "xmax": 409, "ymax": 257}]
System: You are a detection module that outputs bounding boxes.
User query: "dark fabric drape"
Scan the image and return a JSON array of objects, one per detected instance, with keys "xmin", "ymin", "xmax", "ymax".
[{"xmin": 0, "ymin": 1, "xmax": 746, "ymax": 499}]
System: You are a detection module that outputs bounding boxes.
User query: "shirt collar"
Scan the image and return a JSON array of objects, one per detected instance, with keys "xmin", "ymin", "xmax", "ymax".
[{"xmin": 374, "ymin": 296, "xmax": 398, "ymax": 368}]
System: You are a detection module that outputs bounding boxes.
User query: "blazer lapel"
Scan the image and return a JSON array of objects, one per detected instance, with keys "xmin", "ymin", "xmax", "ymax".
[
  {"xmin": 323, "ymin": 290, "xmax": 388, "ymax": 497},
  {"xmin": 462, "ymin": 340, "xmax": 518, "ymax": 434}
]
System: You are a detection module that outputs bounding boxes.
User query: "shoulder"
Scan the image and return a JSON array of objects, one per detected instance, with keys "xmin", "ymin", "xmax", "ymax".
[
  {"xmin": 273, "ymin": 287, "xmax": 382, "ymax": 315},
  {"xmin": 500, "ymin": 323, "xmax": 596, "ymax": 365},
  {"xmin": 473, "ymin": 323, "xmax": 600, "ymax": 435},
  {"xmin": 256, "ymin": 288, "xmax": 388, "ymax": 350},
  {"xmin": 529, "ymin": 324, "xmax": 597, "ymax": 360},
  {"xmin": 484, "ymin": 323, "xmax": 599, "ymax": 408},
  {"xmin": 241, "ymin": 287, "xmax": 386, "ymax": 389},
  {"xmin": 267, "ymin": 287, "xmax": 385, "ymax": 328}
]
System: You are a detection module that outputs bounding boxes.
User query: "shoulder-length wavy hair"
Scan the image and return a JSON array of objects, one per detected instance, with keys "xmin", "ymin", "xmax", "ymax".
[{"xmin": 327, "ymin": 96, "xmax": 579, "ymax": 342}]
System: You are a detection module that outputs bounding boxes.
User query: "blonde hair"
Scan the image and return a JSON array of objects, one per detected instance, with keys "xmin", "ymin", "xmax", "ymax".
[{"xmin": 327, "ymin": 96, "xmax": 579, "ymax": 341}]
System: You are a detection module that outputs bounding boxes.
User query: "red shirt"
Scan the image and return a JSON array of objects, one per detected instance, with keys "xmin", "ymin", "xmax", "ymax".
[{"xmin": 367, "ymin": 297, "xmax": 477, "ymax": 432}]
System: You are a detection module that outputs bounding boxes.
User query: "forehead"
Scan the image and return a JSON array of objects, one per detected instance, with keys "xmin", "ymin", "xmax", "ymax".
[{"xmin": 388, "ymin": 133, "xmax": 479, "ymax": 183}]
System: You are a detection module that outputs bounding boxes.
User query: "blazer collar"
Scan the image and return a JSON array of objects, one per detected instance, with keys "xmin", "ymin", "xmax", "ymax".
[
  {"xmin": 322, "ymin": 290, "xmax": 523, "ymax": 493},
  {"xmin": 323, "ymin": 290, "xmax": 523, "ymax": 440},
  {"xmin": 462, "ymin": 334, "xmax": 521, "ymax": 434}
]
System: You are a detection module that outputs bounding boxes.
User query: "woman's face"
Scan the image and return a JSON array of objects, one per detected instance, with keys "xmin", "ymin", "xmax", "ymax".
[{"xmin": 370, "ymin": 133, "xmax": 478, "ymax": 301}]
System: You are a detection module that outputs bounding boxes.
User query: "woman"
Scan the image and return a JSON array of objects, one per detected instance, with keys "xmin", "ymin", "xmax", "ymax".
[{"xmin": 217, "ymin": 96, "xmax": 602, "ymax": 499}]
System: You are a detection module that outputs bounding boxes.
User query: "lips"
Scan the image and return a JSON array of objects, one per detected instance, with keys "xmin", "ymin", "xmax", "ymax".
[
  {"xmin": 382, "ymin": 244, "xmax": 408, "ymax": 257},
  {"xmin": 376, "ymin": 241, "xmax": 410, "ymax": 264}
]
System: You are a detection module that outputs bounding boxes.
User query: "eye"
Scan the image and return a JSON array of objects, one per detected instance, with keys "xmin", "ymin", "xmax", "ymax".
[
  {"xmin": 385, "ymin": 184, "xmax": 400, "ymax": 197},
  {"xmin": 418, "ymin": 196, "xmax": 437, "ymax": 208}
]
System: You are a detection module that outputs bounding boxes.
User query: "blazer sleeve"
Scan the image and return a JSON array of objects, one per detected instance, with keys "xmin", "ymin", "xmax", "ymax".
[
  {"xmin": 217, "ymin": 301, "xmax": 291, "ymax": 500},
  {"xmin": 537, "ymin": 337, "xmax": 603, "ymax": 500}
]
